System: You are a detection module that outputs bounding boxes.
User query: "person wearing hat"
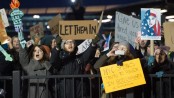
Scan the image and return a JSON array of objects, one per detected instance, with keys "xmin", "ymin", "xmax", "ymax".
[
  {"xmin": 94, "ymin": 41, "xmax": 135, "ymax": 98},
  {"xmin": 144, "ymin": 46, "xmax": 174, "ymax": 98},
  {"xmin": 50, "ymin": 36, "xmax": 99, "ymax": 98}
]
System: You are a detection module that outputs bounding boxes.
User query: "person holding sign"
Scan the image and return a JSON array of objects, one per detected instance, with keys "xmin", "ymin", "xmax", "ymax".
[
  {"xmin": 0, "ymin": 36, "xmax": 22, "ymax": 98},
  {"xmin": 50, "ymin": 36, "xmax": 99, "ymax": 98},
  {"xmin": 94, "ymin": 41, "xmax": 135, "ymax": 97},
  {"xmin": 135, "ymin": 31, "xmax": 150, "ymax": 58}
]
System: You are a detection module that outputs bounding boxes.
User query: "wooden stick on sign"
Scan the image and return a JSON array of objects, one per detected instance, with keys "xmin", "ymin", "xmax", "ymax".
[{"xmin": 150, "ymin": 40, "xmax": 154, "ymax": 56}]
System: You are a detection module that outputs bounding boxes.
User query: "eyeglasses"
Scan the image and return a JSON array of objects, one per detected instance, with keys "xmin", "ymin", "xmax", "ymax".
[{"xmin": 65, "ymin": 41, "xmax": 75, "ymax": 44}]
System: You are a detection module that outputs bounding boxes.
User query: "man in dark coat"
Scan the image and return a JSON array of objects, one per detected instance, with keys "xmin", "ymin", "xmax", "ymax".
[{"xmin": 50, "ymin": 39, "xmax": 97, "ymax": 98}]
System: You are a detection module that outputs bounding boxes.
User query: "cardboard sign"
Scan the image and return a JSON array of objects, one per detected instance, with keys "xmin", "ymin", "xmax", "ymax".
[
  {"xmin": 59, "ymin": 20, "xmax": 98, "ymax": 40},
  {"xmin": 141, "ymin": 8, "xmax": 161, "ymax": 40},
  {"xmin": 30, "ymin": 22, "xmax": 44, "ymax": 39},
  {"xmin": 0, "ymin": 8, "xmax": 9, "ymax": 27},
  {"xmin": 100, "ymin": 58, "xmax": 146, "ymax": 93},
  {"xmin": 163, "ymin": 22, "xmax": 174, "ymax": 51},
  {"xmin": 115, "ymin": 11, "xmax": 141, "ymax": 47},
  {"xmin": 0, "ymin": 15, "xmax": 8, "ymax": 44},
  {"xmin": 48, "ymin": 14, "xmax": 62, "ymax": 34}
]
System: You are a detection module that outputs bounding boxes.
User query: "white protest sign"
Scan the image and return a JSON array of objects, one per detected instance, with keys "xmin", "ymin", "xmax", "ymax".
[
  {"xmin": 0, "ymin": 9, "xmax": 9, "ymax": 27},
  {"xmin": 76, "ymin": 39, "xmax": 92, "ymax": 55},
  {"xmin": 115, "ymin": 11, "xmax": 141, "ymax": 47}
]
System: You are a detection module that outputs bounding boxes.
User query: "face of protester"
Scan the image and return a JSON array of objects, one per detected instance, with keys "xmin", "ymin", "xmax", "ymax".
[
  {"xmin": 117, "ymin": 44, "xmax": 128, "ymax": 54},
  {"xmin": 64, "ymin": 40, "xmax": 75, "ymax": 53},
  {"xmin": 33, "ymin": 46, "xmax": 44, "ymax": 61},
  {"xmin": 12, "ymin": 37, "xmax": 19, "ymax": 51},
  {"xmin": 148, "ymin": 15, "xmax": 156, "ymax": 28},
  {"xmin": 155, "ymin": 49, "xmax": 166, "ymax": 63},
  {"xmin": 140, "ymin": 40, "xmax": 148, "ymax": 48},
  {"xmin": 51, "ymin": 39, "xmax": 57, "ymax": 49},
  {"xmin": 112, "ymin": 43, "xmax": 119, "ymax": 50}
]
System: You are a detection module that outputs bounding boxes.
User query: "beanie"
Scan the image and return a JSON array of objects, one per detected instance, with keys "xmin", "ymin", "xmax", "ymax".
[
  {"xmin": 118, "ymin": 41, "xmax": 130, "ymax": 50},
  {"xmin": 61, "ymin": 40, "xmax": 66, "ymax": 50}
]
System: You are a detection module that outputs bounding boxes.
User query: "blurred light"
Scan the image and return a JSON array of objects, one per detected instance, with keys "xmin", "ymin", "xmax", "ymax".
[
  {"xmin": 47, "ymin": 25, "xmax": 50, "ymax": 29},
  {"xmin": 71, "ymin": 0, "xmax": 76, "ymax": 3},
  {"xmin": 101, "ymin": 19, "xmax": 111, "ymax": 23},
  {"xmin": 33, "ymin": 15, "xmax": 40, "ymax": 19},
  {"xmin": 161, "ymin": 9, "xmax": 167, "ymax": 14},
  {"xmin": 131, "ymin": 12, "xmax": 136, "ymax": 16},
  {"xmin": 94, "ymin": 19, "xmax": 97, "ymax": 21},
  {"xmin": 45, "ymin": 22, "xmax": 48, "ymax": 25},
  {"xmin": 168, "ymin": 19, "xmax": 174, "ymax": 22},
  {"xmin": 107, "ymin": 15, "xmax": 112, "ymax": 19},
  {"xmin": 166, "ymin": 15, "xmax": 174, "ymax": 19}
]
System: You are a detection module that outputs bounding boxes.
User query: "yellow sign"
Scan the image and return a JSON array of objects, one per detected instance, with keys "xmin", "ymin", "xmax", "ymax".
[
  {"xmin": 0, "ymin": 15, "xmax": 8, "ymax": 44},
  {"xmin": 59, "ymin": 20, "xmax": 98, "ymax": 40},
  {"xmin": 100, "ymin": 58, "xmax": 146, "ymax": 93}
]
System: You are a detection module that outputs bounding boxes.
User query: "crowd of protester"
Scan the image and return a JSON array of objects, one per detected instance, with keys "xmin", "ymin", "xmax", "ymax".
[
  {"xmin": 0, "ymin": 31, "xmax": 174, "ymax": 98},
  {"xmin": 1, "ymin": 0, "xmax": 174, "ymax": 98}
]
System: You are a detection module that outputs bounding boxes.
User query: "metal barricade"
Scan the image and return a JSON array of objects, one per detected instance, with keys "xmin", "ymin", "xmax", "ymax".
[{"xmin": 1, "ymin": 71, "xmax": 174, "ymax": 98}]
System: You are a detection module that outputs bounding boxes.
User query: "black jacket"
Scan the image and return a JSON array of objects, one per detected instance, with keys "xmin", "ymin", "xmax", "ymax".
[{"xmin": 50, "ymin": 44, "xmax": 96, "ymax": 98}]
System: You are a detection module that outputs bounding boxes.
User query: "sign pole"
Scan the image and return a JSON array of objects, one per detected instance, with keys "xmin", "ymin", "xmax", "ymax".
[{"xmin": 150, "ymin": 40, "xmax": 154, "ymax": 56}]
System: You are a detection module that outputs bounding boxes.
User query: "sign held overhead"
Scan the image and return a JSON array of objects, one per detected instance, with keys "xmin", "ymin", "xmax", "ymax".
[{"xmin": 59, "ymin": 20, "xmax": 98, "ymax": 40}]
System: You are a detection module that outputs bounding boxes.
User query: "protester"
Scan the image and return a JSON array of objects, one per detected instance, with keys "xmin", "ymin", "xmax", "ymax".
[
  {"xmin": 50, "ymin": 35, "xmax": 99, "ymax": 98},
  {"xmin": 19, "ymin": 42, "xmax": 52, "ymax": 98},
  {"xmin": 146, "ymin": 46, "xmax": 174, "ymax": 98},
  {"xmin": 94, "ymin": 41, "xmax": 135, "ymax": 98}
]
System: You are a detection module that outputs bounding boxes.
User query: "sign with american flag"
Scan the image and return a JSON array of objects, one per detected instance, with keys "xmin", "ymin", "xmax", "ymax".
[{"xmin": 141, "ymin": 8, "xmax": 161, "ymax": 40}]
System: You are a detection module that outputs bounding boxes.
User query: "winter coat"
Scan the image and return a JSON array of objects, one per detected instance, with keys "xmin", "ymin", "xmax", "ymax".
[
  {"xmin": 50, "ymin": 44, "xmax": 96, "ymax": 98},
  {"xmin": 19, "ymin": 46, "xmax": 52, "ymax": 98},
  {"xmin": 94, "ymin": 54, "xmax": 134, "ymax": 98}
]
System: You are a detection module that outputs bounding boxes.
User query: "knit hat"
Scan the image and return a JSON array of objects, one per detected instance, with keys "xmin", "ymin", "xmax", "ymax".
[
  {"xmin": 61, "ymin": 40, "xmax": 66, "ymax": 50},
  {"xmin": 61, "ymin": 40, "xmax": 76, "ymax": 50},
  {"xmin": 154, "ymin": 46, "xmax": 170, "ymax": 55},
  {"xmin": 118, "ymin": 41, "xmax": 130, "ymax": 50}
]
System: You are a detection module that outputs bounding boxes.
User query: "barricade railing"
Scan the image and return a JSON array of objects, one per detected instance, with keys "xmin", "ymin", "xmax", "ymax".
[{"xmin": 0, "ymin": 71, "xmax": 174, "ymax": 98}]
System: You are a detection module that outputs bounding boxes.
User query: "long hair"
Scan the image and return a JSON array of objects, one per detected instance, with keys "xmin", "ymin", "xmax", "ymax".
[{"xmin": 28, "ymin": 45, "xmax": 49, "ymax": 62}]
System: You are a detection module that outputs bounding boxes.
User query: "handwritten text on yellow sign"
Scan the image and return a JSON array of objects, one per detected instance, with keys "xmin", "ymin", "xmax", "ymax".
[{"xmin": 100, "ymin": 58, "xmax": 146, "ymax": 93}]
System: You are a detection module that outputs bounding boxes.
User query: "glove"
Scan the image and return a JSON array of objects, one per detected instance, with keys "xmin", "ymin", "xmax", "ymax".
[
  {"xmin": 148, "ymin": 56, "xmax": 154, "ymax": 66},
  {"xmin": 116, "ymin": 60, "xmax": 123, "ymax": 66},
  {"xmin": 92, "ymin": 34, "xmax": 100, "ymax": 45},
  {"xmin": 56, "ymin": 35, "xmax": 62, "ymax": 50},
  {"xmin": 155, "ymin": 71, "xmax": 164, "ymax": 78}
]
